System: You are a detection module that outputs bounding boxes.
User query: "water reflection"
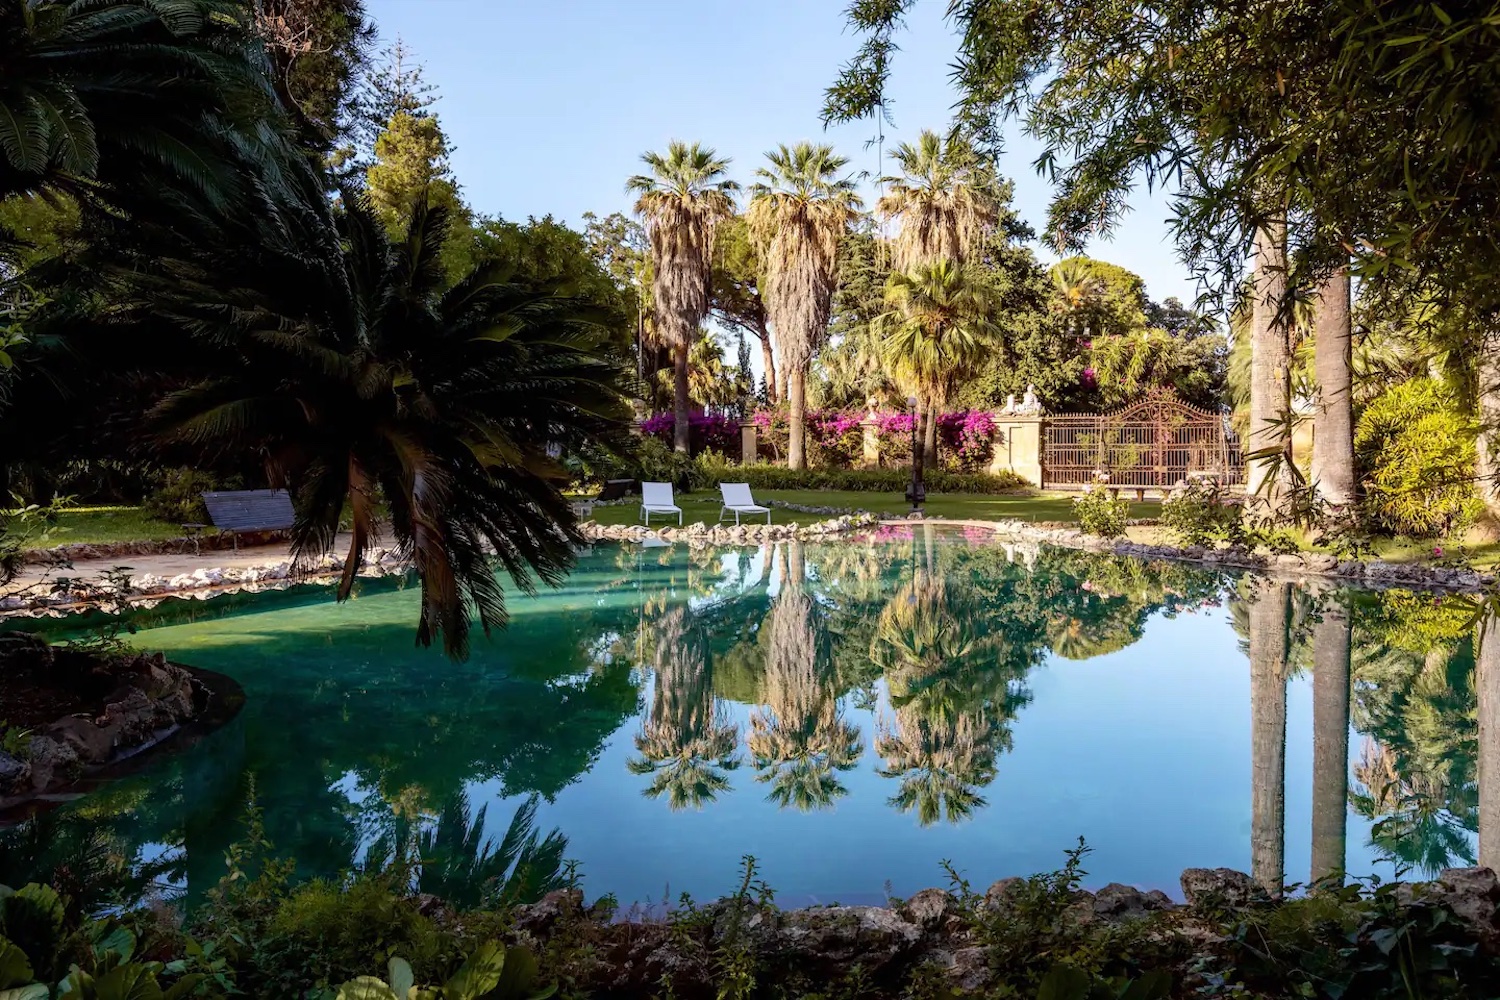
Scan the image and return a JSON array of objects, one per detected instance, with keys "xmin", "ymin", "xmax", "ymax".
[{"xmin": 2, "ymin": 533, "xmax": 1497, "ymax": 903}]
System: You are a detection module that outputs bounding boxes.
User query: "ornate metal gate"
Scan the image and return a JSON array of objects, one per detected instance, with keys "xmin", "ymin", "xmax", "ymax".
[{"xmin": 1043, "ymin": 391, "xmax": 1243, "ymax": 490}]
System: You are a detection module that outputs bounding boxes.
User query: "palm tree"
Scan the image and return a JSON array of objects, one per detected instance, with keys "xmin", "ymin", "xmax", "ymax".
[
  {"xmin": 876, "ymin": 260, "xmax": 1000, "ymax": 470},
  {"xmin": 1247, "ymin": 219, "xmax": 1295, "ymax": 510},
  {"xmin": 1311, "ymin": 268, "xmax": 1355, "ymax": 506},
  {"xmin": 0, "ymin": 0, "xmax": 286, "ymax": 222},
  {"xmin": 876, "ymin": 129, "xmax": 997, "ymax": 273},
  {"xmin": 747, "ymin": 142, "xmax": 862, "ymax": 470},
  {"xmin": 125, "ymin": 190, "xmax": 633, "ymax": 658},
  {"xmin": 628, "ymin": 142, "xmax": 738, "ymax": 453},
  {"xmin": 1050, "ymin": 258, "xmax": 1105, "ymax": 337}
]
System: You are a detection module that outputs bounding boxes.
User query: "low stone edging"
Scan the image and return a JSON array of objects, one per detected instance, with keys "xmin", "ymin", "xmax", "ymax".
[
  {"xmin": 23, "ymin": 529, "xmax": 291, "ymax": 566},
  {"xmin": 492, "ymin": 865, "xmax": 1500, "ymax": 995}
]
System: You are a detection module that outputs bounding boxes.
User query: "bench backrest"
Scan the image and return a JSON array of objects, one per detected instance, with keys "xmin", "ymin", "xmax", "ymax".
[
  {"xmin": 641, "ymin": 482, "xmax": 676, "ymax": 508},
  {"xmin": 202, "ymin": 489, "xmax": 296, "ymax": 532},
  {"xmin": 595, "ymin": 479, "xmax": 634, "ymax": 502},
  {"xmin": 720, "ymin": 482, "xmax": 757, "ymax": 507}
]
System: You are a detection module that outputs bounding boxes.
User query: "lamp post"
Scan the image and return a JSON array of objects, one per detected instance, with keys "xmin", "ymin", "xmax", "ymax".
[{"xmin": 905, "ymin": 394, "xmax": 926, "ymax": 514}]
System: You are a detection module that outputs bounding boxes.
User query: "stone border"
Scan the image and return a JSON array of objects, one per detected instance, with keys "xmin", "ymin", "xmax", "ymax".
[{"xmin": 23, "ymin": 529, "xmax": 291, "ymax": 566}]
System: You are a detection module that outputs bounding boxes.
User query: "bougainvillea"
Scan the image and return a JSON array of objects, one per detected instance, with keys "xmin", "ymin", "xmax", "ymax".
[
  {"xmin": 640, "ymin": 411, "xmax": 739, "ymax": 456},
  {"xmin": 746, "ymin": 407, "xmax": 997, "ymax": 471}
]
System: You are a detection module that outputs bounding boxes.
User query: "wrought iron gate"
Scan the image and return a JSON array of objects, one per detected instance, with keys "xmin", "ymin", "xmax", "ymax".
[{"xmin": 1043, "ymin": 391, "xmax": 1243, "ymax": 490}]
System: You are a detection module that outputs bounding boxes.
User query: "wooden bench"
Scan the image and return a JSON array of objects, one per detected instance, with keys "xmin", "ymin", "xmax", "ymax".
[{"xmin": 183, "ymin": 489, "xmax": 295, "ymax": 553}]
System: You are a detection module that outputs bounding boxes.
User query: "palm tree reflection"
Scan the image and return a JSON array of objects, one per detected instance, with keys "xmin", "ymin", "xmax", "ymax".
[
  {"xmin": 628, "ymin": 606, "xmax": 741, "ymax": 809},
  {"xmin": 749, "ymin": 543, "xmax": 863, "ymax": 811}
]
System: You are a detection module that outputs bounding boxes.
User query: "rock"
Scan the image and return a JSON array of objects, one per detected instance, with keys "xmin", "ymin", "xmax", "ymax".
[
  {"xmin": 0, "ymin": 750, "xmax": 31, "ymax": 794},
  {"xmin": 935, "ymin": 946, "xmax": 992, "ymax": 992},
  {"xmin": 1434, "ymin": 868, "xmax": 1500, "ymax": 950},
  {"xmin": 1092, "ymin": 883, "xmax": 1175, "ymax": 923},
  {"xmin": 1180, "ymin": 868, "xmax": 1266, "ymax": 909},
  {"xmin": 777, "ymin": 906, "xmax": 922, "ymax": 974},
  {"xmin": 984, "ymin": 877, "xmax": 1026, "ymax": 910},
  {"xmin": 514, "ymin": 888, "xmax": 585, "ymax": 936},
  {"xmin": 902, "ymin": 888, "xmax": 957, "ymax": 930},
  {"xmin": 47, "ymin": 715, "xmax": 117, "ymax": 763},
  {"xmin": 25, "ymin": 734, "xmax": 80, "ymax": 791}
]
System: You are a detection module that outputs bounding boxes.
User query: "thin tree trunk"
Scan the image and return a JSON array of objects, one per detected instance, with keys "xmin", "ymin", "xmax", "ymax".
[
  {"xmin": 673, "ymin": 343, "xmax": 691, "ymax": 454},
  {"xmin": 757, "ymin": 328, "xmax": 779, "ymax": 405},
  {"xmin": 1476, "ymin": 335, "xmax": 1500, "ymax": 516},
  {"xmin": 1248, "ymin": 219, "xmax": 1293, "ymax": 512},
  {"xmin": 1312, "ymin": 267, "xmax": 1355, "ymax": 507},
  {"xmin": 1479, "ymin": 610, "xmax": 1500, "ymax": 872},
  {"xmin": 1249, "ymin": 581, "xmax": 1290, "ymax": 897},
  {"xmin": 924, "ymin": 400, "xmax": 939, "ymax": 471},
  {"xmin": 914, "ymin": 404, "xmax": 929, "ymax": 471},
  {"xmin": 1310, "ymin": 599, "xmax": 1351, "ymax": 886},
  {"xmin": 787, "ymin": 368, "xmax": 807, "ymax": 470}
]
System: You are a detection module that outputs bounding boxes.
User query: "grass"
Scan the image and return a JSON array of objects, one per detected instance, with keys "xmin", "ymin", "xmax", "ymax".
[
  {"xmin": 585, "ymin": 488, "xmax": 1162, "ymax": 527},
  {"xmin": 21, "ymin": 506, "xmax": 186, "ymax": 547}
]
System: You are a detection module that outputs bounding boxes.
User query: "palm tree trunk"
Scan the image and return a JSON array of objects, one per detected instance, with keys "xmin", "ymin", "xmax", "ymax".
[
  {"xmin": 914, "ymin": 403, "xmax": 930, "ymax": 471},
  {"xmin": 1249, "ymin": 581, "xmax": 1290, "ymax": 896},
  {"xmin": 1479, "ymin": 610, "xmax": 1500, "ymax": 872},
  {"xmin": 1476, "ymin": 334, "xmax": 1500, "ymax": 516},
  {"xmin": 787, "ymin": 368, "xmax": 807, "ymax": 470},
  {"xmin": 1311, "ymin": 267, "xmax": 1355, "ymax": 507},
  {"xmin": 757, "ymin": 328, "xmax": 779, "ymax": 405},
  {"xmin": 1248, "ymin": 219, "xmax": 1293, "ymax": 513},
  {"xmin": 1310, "ymin": 599, "xmax": 1351, "ymax": 886},
  {"xmin": 923, "ymin": 400, "xmax": 939, "ymax": 471},
  {"xmin": 673, "ymin": 343, "xmax": 692, "ymax": 454}
]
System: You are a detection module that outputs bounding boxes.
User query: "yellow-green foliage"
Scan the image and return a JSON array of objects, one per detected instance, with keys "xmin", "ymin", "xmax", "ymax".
[{"xmin": 1355, "ymin": 379, "xmax": 1481, "ymax": 538}]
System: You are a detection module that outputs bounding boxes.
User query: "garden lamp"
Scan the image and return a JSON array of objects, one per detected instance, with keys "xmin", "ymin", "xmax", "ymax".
[{"xmin": 905, "ymin": 394, "xmax": 925, "ymax": 513}]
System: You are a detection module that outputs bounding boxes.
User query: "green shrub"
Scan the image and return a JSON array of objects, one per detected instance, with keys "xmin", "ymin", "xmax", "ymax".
[
  {"xmin": 688, "ymin": 455, "xmax": 1028, "ymax": 494},
  {"xmin": 143, "ymin": 468, "xmax": 241, "ymax": 524},
  {"xmin": 1072, "ymin": 475, "xmax": 1131, "ymax": 537},
  {"xmin": 629, "ymin": 436, "xmax": 694, "ymax": 489},
  {"xmin": 1159, "ymin": 479, "xmax": 1243, "ymax": 546},
  {"xmin": 1355, "ymin": 380, "xmax": 1482, "ymax": 538}
]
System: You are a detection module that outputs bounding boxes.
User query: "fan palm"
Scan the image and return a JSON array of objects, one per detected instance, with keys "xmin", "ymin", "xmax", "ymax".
[
  {"xmin": 747, "ymin": 142, "xmax": 862, "ymax": 469},
  {"xmin": 0, "ymin": 0, "xmax": 284, "ymax": 220},
  {"xmin": 876, "ymin": 129, "xmax": 997, "ymax": 273},
  {"xmin": 876, "ymin": 260, "xmax": 1000, "ymax": 468},
  {"xmin": 875, "ymin": 709, "xmax": 1000, "ymax": 826},
  {"xmin": 628, "ymin": 142, "xmax": 738, "ymax": 452},
  {"xmin": 113, "ymin": 189, "xmax": 632, "ymax": 658}
]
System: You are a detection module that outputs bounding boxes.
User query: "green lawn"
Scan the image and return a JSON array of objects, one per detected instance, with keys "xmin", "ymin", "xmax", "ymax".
[
  {"xmin": 586, "ymin": 489, "xmax": 1161, "ymax": 527},
  {"xmin": 22, "ymin": 506, "xmax": 186, "ymax": 547}
]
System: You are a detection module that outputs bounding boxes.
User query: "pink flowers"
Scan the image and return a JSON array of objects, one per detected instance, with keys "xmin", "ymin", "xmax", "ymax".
[
  {"xmin": 640, "ymin": 411, "xmax": 739, "ymax": 454},
  {"xmin": 1434, "ymin": 546, "xmax": 1444, "ymax": 557}
]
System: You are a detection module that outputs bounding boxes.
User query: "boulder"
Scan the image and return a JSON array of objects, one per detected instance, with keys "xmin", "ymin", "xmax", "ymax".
[
  {"xmin": 984, "ymin": 877, "xmax": 1026, "ymax": 911},
  {"xmin": 1091, "ymin": 883, "xmax": 1176, "ymax": 923},
  {"xmin": 514, "ymin": 888, "xmax": 585, "ymax": 937},
  {"xmin": 902, "ymin": 888, "xmax": 957, "ymax": 930},
  {"xmin": 25, "ymin": 734, "xmax": 81, "ymax": 791},
  {"xmin": 1434, "ymin": 867, "xmax": 1500, "ymax": 951},
  {"xmin": 0, "ymin": 750, "xmax": 31, "ymax": 795},
  {"xmin": 777, "ymin": 906, "xmax": 922, "ymax": 975},
  {"xmin": 934, "ymin": 946, "xmax": 992, "ymax": 992},
  {"xmin": 1180, "ymin": 868, "xmax": 1266, "ymax": 909}
]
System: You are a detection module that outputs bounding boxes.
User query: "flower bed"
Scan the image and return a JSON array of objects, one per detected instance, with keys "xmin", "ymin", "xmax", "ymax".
[{"xmin": 640, "ymin": 411, "xmax": 739, "ymax": 456}]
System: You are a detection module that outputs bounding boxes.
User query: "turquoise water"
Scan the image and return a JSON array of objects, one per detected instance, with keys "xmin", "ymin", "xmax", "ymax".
[{"xmin": 3, "ymin": 529, "xmax": 1488, "ymax": 906}]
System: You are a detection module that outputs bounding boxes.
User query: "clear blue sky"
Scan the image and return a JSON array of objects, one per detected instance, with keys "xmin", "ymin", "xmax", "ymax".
[{"xmin": 365, "ymin": 0, "xmax": 1196, "ymax": 304}]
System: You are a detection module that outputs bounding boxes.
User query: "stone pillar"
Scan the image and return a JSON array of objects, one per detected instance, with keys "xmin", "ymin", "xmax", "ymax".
[
  {"xmin": 861, "ymin": 417, "xmax": 880, "ymax": 467},
  {"xmin": 988, "ymin": 415, "xmax": 1044, "ymax": 487},
  {"xmin": 740, "ymin": 421, "xmax": 757, "ymax": 465}
]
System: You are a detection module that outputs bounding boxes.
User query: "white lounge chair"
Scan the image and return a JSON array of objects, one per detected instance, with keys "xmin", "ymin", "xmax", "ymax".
[
  {"xmin": 718, "ymin": 482, "xmax": 771, "ymax": 525},
  {"xmin": 640, "ymin": 481, "xmax": 682, "ymax": 525}
]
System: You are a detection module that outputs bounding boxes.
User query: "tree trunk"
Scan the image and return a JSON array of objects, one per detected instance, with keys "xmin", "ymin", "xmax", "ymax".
[
  {"xmin": 924, "ymin": 400, "xmax": 939, "ymax": 471},
  {"xmin": 1310, "ymin": 599, "xmax": 1351, "ymax": 886},
  {"xmin": 1476, "ymin": 334, "xmax": 1500, "ymax": 516},
  {"xmin": 1249, "ymin": 581, "xmax": 1290, "ymax": 897},
  {"xmin": 1248, "ymin": 220, "xmax": 1293, "ymax": 512},
  {"xmin": 757, "ymin": 328, "xmax": 779, "ymax": 404},
  {"xmin": 914, "ymin": 404, "xmax": 929, "ymax": 471},
  {"xmin": 1311, "ymin": 267, "xmax": 1355, "ymax": 507},
  {"xmin": 1480, "ymin": 611, "xmax": 1500, "ymax": 872},
  {"xmin": 673, "ymin": 343, "xmax": 691, "ymax": 454},
  {"xmin": 787, "ymin": 368, "xmax": 807, "ymax": 470}
]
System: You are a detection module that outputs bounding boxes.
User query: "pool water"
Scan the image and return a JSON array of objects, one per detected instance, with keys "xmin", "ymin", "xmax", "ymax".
[{"xmin": 3, "ymin": 529, "xmax": 1490, "ymax": 907}]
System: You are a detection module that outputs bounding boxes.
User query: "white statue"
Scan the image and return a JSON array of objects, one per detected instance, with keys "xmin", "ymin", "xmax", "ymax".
[
  {"xmin": 1000, "ymin": 393, "xmax": 1018, "ymax": 415},
  {"xmin": 1019, "ymin": 384, "xmax": 1042, "ymax": 415}
]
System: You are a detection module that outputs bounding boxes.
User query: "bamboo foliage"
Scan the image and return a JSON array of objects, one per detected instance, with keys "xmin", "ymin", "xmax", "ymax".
[
  {"xmin": 627, "ymin": 142, "xmax": 737, "ymax": 450},
  {"xmin": 876, "ymin": 130, "xmax": 999, "ymax": 273},
  {"xmin": 747, "ymin": 142, "xmax": 862, "ymax": 469}
]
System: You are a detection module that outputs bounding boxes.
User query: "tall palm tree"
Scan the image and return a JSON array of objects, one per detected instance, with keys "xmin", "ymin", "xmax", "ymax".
[
  {"xmin": 1311, "ymin": 268, "xmax": 1355, "ymax": 506},
  {"xmin": 876, "ymin": 260, "xmax": 1000, "ymax": 470},
  {"xmin": 113, "ymin": 189, "xmax": 633, "ymax": 658},
  {"xmin": 876, "ymin": 129, "xmax": 997, "ymax": 273},
  {"xmin": 1050, "ymin": 258, "xmax": 1105, "ymax": 337},
  {"xmin": 628, "ymin": 142, "xmax": 738, "ymax": 452},
  {"xmin": 747, "ymin": 142, "xmax": 861, "ymax": 470},
  {"xmin": 1247, "ymin": 219, "xmax": 1295, "ymax": 510},
  {"xmin": 0, "ymin": 0, "xmax": 286, "ymax": 221}
]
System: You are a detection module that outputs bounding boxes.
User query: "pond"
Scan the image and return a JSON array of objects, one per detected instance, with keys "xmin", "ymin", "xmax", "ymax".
[{"xmin": 2, "ymin": 527, "xmax": 1492, "ymax": 908}]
